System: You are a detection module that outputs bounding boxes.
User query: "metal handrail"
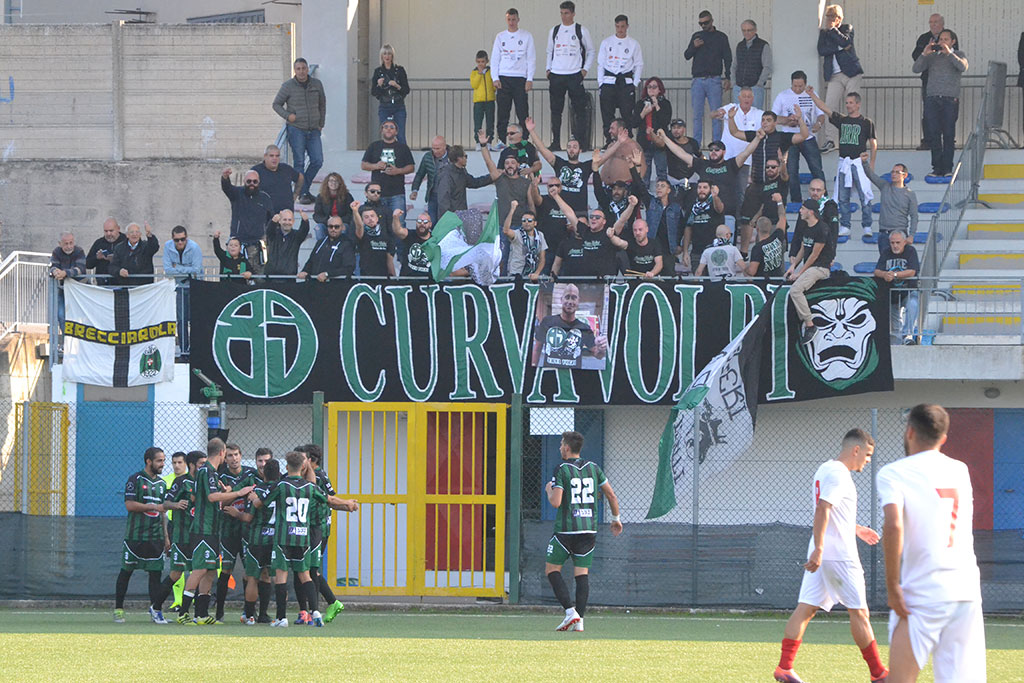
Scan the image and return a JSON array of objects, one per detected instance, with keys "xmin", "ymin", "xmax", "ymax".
[
  {"xmin": 274, "ymin": 63, "xmax": 319, "ymax": 167},
  {"xmin": 0, "ymin": 251, "xmax": 52, "ymax": 346}
]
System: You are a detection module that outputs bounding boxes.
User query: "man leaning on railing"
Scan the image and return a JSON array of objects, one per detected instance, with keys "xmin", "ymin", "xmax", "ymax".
[
  {"xmin": 163, "ymin": 226, "xmax": 203, "ymax": 359},
  {"xmin": 49, "ymin": 231, "xmax": 86, "ymax": 330},
  {"xmin": 873, "ymin": 230, "xmax": 920, "ymax": 346},
  {"xmin": 109, "ymin": 223, "xmax": 159, "ymax": 286}
]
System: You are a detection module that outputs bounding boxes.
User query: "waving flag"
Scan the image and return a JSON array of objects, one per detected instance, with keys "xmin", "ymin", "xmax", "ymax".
[{"xmin": 422, "ymin": 203, "xmax": 502, "ymax": 285}]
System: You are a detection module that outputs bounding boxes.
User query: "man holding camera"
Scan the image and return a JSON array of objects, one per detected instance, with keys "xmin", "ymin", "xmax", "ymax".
[
  {"xmin": 912, "ymin": 15, "xmax": 960, "ymax": 151},
  {"xmin": 913, "ymin": 29, "xmax": 968, "ymax": 178}
]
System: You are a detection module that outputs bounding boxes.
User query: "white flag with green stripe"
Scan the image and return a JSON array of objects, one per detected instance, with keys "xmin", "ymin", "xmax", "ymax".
[{"xmin": 422, "ymin": 203, "xmax": 502, "ymax": 285}]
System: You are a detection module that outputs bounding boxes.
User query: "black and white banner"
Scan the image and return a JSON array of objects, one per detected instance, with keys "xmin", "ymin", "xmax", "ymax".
[
  {"xmin": 188, "ymin": 278, "xmax": 893, "ymax": 405},
  {"xmin": 62, "ymin": 278, "xmax": 176, "ymax": 387}
]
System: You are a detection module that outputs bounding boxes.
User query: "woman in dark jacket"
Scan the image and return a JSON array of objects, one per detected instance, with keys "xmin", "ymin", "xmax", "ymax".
[
  {"xmin": 371, "ymin": 44, "xmax": 411, "ymax": 144},
  {"xmin": 312, "ymin": 172, "xmax": 355, "ymax": 240},
  {"xmin": 633, "ymin": 76, "xmax": 673, "ymax": 183}
]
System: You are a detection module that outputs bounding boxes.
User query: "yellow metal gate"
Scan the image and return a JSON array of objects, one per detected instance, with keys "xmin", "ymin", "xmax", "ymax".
[
  {"xmin": 13, "ymin": 402, "xmax": 71, "ymax": 515},
  {"xmin": 325, "ymin": 402, "xmax": 506, "ymax": 597}
]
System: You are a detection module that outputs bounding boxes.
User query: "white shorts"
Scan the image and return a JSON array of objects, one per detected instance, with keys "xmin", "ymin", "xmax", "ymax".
[
  {"xmin": 888, "ymin": 600, "xmax": 986, "ymax": 682},
  {"xmin": 797, "ymin": 560, "xmax": 866, "ymax": 611}
]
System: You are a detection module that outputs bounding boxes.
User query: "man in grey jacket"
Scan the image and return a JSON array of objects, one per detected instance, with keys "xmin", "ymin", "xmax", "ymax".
[
  {"xmin": 912, "ymin": 29, "xmax": 968, "ymax": 177},
  {"xmin": 272, "ymin": 58, "xmax": 326, "ymax": 204},
  {"xmin": 435, "ymin": 146, "xmax": 494, "ymax": 217},
  {"xmin": 862, "ymin": 153, "xmax": 919, "ymax": 255}
]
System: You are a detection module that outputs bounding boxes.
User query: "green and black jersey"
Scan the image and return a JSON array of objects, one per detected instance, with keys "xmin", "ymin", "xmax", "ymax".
[
  {"xmin": 164, "ymin": 474, "xmax": 196, "ymax": 545},
  {"xmin": 247, "ymin": 481, "xmax": 278, "ymax": 547},
  {"xmin": 551, "ymin": 459, "xmax": 608, "ymax": 534},
  {"xmin": 314, "ymin": 467, "xmax": 336, "ymax": 533},
  {"xmin": 218, "ymin": 465, "xmax": 258, "ymax": 540},
  {"xmin": 190, "ymin": 463, "xmax": 222, "ymax": 537},
  {"xmin": 266, "ymin": 476, "xmax": 328, "ymax": 548},
  {"xmin": 123, "ymin": 470, "xmax": 167, "ymax": 542}
]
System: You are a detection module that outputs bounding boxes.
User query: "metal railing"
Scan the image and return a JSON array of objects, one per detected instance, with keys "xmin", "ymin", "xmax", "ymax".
[
  {"xmin": 885, "ymin": 277, "xmax": 1024, "ymax": 345},
  {"xmin": 396, "ymin": 72, "xmax": 1021, "ymax": 150},
  {"xmin": 0, "ymin": 251, "xmax": 52, "ymax": 346}
]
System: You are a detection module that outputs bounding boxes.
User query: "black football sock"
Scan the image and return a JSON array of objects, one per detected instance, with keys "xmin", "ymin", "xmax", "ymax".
[
  {"xmin": 258, "ymin": 581, "xmax": 272, "ymax": 619},
  {"xmin": 244, "ymin": 600, "xmax": 256, "ymax": 619},
  {"xmin": 275, "ymin": 583, "xmax": 288, "ymax": 621},
  {"xmin": 547, "ymin": 571, "xmax": 572, "ymax": 610},
  {"xmin": 302, "ymin": 579, "xmax": 319, "ymax": 614},
  {"xmin": 152, "ymin": 576, "xmax": 174, "ymax": 611},
  {"xmin": 215, "ymin": 572, "xmax": 230, "ymax": 620},
  {"xmin": 293, "ymin": 573, "xmax": 307, "ymax": 612},
  {"xmin": 114, "ymin": 569, "xmax": 133, "ymax": 609},
  {"xmin": 195, "ymin": 593, "xmax": 211, "ymax": 618},
  {"xmin": 179, "ymin": 590, "xmax": 194, "ymax": 616},
  {"xmin": 315, "ymin": 569, "xmax": 337, "ymax": 604},
  {"xmin": 574, "ymin": 574, "xmax": 589, "ymax": 618},
  {"xmin": 147, "ymin": 571, "xmax": 163, "ymax": 608}
]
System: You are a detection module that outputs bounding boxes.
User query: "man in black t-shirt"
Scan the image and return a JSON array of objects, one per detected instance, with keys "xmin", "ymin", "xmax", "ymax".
[
  {"xmin": 530, "ymin": 180, "xmax": 570, "ymax": 275},
  {"xmin": 681, "ymin": 180, "xmax": 725, "ymax": 273},
  {"xmin": 360, "ymin": 120, "xmax": 416, "ymax": 217},
  {"xmin": 608, "ymin": 218, "xmax": 662, "ymax": 277},
  {"xmin": 497, "ymin": 123, "xmax": 542, "ymax": 176},
  {"xmin": 251, "ymin": 144, "xmax": 302, "ymax": 213},
  {"xmin": 660, "ymin": 127, "xmax": 760, "ymax": 221},
  {"xmin": 731, "ymin": 108, "xmax": 807, "ymax": 253},
  {"xmin": 550, "ymin": 192, "xmax": 620, "ymax": 277},
  {"xmin": 352, "ymin": 205, "xmax": 396, "ymax": 276},
  {"xmin": 663, "ymin": 118, "xmax": 701, "ymax": 191},
  {"xmin": 391, "ymin": 210, "xmax": 433, "ymax": 278},
  {"xmin": 526, "ymin": 117, "xmax": 593, "ymax": 214},
  {"xmin": 807, "ymin": 86, "xmax": 876, "ymax": 237},
  {"xmin": 531, "ymin": 284, "xmax": 608, "ymax": 369},
  {"xmin": 746, "ymin": 216, "xmax": 787, "ymax": 277},
  {"xmin": 785, "ymin": 200, "xmax": 835, "ymax": 344}
]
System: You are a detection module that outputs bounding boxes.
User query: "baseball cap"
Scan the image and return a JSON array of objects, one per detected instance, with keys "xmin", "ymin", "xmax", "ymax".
[
  {"xmin": 611, "ymin": 179, "xmax": 630, "ymax": 188},
  {"xmin": 707, "ymin": 140, "xmax": 726, "ymax": 151},
  {"xmin": 670, "ymin": 118, "xmax": 687, "ymax": 127},
  {"xmin": 801, "ymin": 199, "xmax": 820, "ymax": 215}
]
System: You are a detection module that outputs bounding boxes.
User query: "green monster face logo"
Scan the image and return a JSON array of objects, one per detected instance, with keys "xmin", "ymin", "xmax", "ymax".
[
  {"xmin": 798, "ymin": 279, "xmax": 880, "ymax": 390},
  {"xmin": 139, "ymin": 345, "xmax": 162, "ymax": 378},
  {"xmin": 545, "ymin": 326, "xmax": 566, "ymax": 351},
  {"xmin": 212, "ymin": 290, "xmax": 318, "ymax": 398}
]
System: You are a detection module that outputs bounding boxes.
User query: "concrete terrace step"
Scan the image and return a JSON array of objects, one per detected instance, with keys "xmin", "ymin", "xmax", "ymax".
[
  {"xmin": 978, "ymin": 179, "xmax": 1024, "ymax": 193},
  {"xmin": 958, "ymin": 253, "xmax": 1024, "ymax": 270},
  {"xmin": 966, "ymin": 223, "xmax": 1024, "ymax": 239},
  {"xmin": 978, "ymin": 193, "xmax": 1024, "ymax": 205},
  {"xmin": 939, "ymin": 315, "xmax": 1021, "ymax": 335},
  {"xmin": 933, "ymin": 333, "xmax": 1022, "ymax": 345},
  {"xmin": 983, "ymin": 164, "xmax": 1024, "ymax": 179}
]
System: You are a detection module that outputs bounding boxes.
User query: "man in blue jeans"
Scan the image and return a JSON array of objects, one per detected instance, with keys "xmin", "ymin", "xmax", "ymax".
[
  {"xmin": 273, "ymin": 58, "xmax": 326, "ymax": 205},
  {"xmin": 684, "ymin": 10, "xmax": 731, "ymax": 147}
]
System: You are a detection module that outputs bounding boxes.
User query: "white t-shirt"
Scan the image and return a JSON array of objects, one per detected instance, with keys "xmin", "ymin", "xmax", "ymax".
[
  {"xmin": 771, "ymin": 88, "xmax": 822, "ymax": 139},
  {"xmin": 492, "ymin": 29, "xmax": 536, "ymax": 80},
  {"xmin": 718, "ymin": 102, "xmax": 763, "ymax": 166},
  {"xmin": 546, "ymin": 23, "xmax": 594, "ymax": 75},
  {"xmin": 699, "ymin": 243, "xmax": 745, "ymax": 279},
  {"xmin": 507, "ymin": 228, "xmax": 548, "ymax": 276},
  {"xmin": 876, "ymin": 450, "xmax": 982, "ymax": 607},
  {"xmin": 808, "ymin": 459, "xmax": 860, "ymax": 563}
]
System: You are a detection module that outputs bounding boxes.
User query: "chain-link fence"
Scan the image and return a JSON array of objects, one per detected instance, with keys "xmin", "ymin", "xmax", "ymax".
[
  {"xmin": 517, "ymin": 404, "xmax": 1024, "ymax": 613},
  {"xmin": 0, "ymin": 399, "xmax": 312, "ymax": 600}
]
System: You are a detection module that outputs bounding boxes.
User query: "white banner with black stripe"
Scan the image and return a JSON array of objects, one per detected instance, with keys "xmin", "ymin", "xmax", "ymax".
[{"xmin": 62, "ymin": 278, "xmax": 176, "ymax": 387}]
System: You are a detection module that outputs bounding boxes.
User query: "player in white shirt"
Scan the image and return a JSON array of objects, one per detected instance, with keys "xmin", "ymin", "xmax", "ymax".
[
  {"xmin": 545, "ymin": 1, "xmax": 594, "ymax": 151},
  {"xmin": 597, "ymin": 14, "xmax": 643, "ymax": 143},
  {"xmin": 877, "ymin": 403, "xmax": 985, "ymax": 683},
  {"xmin": 491, "ymin": 8, "xmax": 536, "ymax": 146},
  {"xmin": 771, "ymin": 71, "xmax": 827, "ymax": 204},
  {"xmin": 775, "ymin": 429, "xmax": 889, "ymax": 683}
]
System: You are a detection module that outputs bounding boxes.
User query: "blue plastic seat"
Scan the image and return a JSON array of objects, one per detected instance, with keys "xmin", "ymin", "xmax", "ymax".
[{"xmin": 853, "ymin": 261, "xmax": 876, "ymax": 274}]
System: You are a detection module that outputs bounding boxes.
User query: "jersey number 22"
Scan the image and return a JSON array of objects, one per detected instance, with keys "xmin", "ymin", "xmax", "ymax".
[{"xmin": 570, "ymin": 477, "xmax": 594, "ymax": 505}]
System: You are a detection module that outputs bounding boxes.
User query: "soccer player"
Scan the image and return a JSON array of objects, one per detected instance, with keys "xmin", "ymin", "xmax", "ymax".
[
  {"xmin": 254, "ymin": 451, "xmax": 357, "ymax": 627},
  {"xmin": 176, "ymin": 438, "xmax": 253, "ymax": 625},
  {"xmin": 115, "ymin": 447, "xmax": 169, "ymax": 624},
  {"xmin": 877, "ymin": 404, "xmax": 985, "ymax": 682},
  {"xmin": 240, "ymin": 457, "xmax": 281, "ymax": 624},
  {"xmin": 162, "ymin": 451, "xmax": 187, "ymax": 610},
  {"xmin": 151, "ymin": 450, "xmax": 205, "ymax": 620},
  {"xmin": 775, "ymin": 429, "xmax": 887, "ymax": 683},
  {"xmin": 254, "ymin": 447, "xmax": 273, "ymax": 481},
  {"xmin": 544, "ymin": 430, "xmax": 622, "ymax": 633},
  {"xmin": 214, "ymin": 443, "xmax": 258, "ymax": 622},
  {"xmin": 298, "ymin": 444, "xmax": 346, "ymax": 624}
]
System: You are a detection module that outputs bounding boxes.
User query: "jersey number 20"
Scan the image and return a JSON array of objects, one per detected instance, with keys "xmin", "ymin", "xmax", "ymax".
[
  {"xmin": 286, "ymin": 497, "xmax": 309, "ymax": 523},
  {"xmin": 570, "ymin": 477, "xmax": 595, "ymax": 505}
]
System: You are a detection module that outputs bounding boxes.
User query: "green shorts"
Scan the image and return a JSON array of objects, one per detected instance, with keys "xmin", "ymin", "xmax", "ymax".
[
  {"xmin": 271, "ymin": 544, "xmax": 311, "ymax": 573},
  {"xmin": 244, "ymin": 544, "xmax": 273, "ymax": 579},
  {"xmin": 545, "ymin": 533, "xmax": 596, "ymax": 569},
  {"xmin": 122, "ymin": 540, "xmax": 164, "ymax": 572},
  {"xmin": 169, "ymin": 538, "xmax": 194, "ymax": 572},
  {"xmin": 191, "ymin": 535, "xmax": 220, "ymax": 571},
  {"xmin": 220, "ymin": 536, "xmax": 243, "ymax": 570}
]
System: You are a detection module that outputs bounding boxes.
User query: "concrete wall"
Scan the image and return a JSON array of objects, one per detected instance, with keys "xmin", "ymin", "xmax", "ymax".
[{"xmin": 0, "ymin": 23, "xmax": 292, "ymax": 161}]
